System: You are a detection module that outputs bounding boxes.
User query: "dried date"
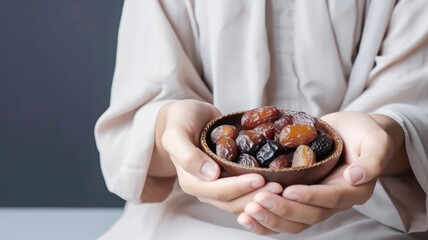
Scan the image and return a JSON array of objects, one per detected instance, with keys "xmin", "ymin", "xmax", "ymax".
[
  {"xmin": 310, "ymin": 131, "xmax": 333, "ymax": 160},
  {"xmin": 253, "ymin": 122, "xmax": 275, "ymax": 139},
  {"xmin": 241, "ymin": 106, "xmax": 280, "ymax": 129},
  {"xmin": 235, "ymin": 130, "xmax": 266, "ymax": 154},
  {"xmin": 269, "ymin": 153, "xmax": 293, "ymax": 169},
  {"xmin": 211, "ymin": 124, "xmax": 239, "ymax": 144},
  {"xmin": 216, "ymin": 136, "xmax": 238, "ymax": 161},
  {"xmin": 292, "ymin": 145, "xmax": 316, "ymax": 167},
  {"xmin": 291, "ymin": 111, "xmax": 323, "ymax": 131},
  {"xmin": 256, "ymin": 140, "xmax": 283, "ymax": 167},
  {"xmin": 274, "ymin": 113, "xmax": 293, "ymax": 132},
  {"xmin": 278, "ymin": 124, "xmax": 318, "ymax": 148},
  {"xmin": 238, "ymin": 154, "xmax": 260, "ymax": 167}
]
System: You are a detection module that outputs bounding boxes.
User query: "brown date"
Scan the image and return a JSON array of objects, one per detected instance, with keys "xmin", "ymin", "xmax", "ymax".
[
  {"xmin": 235, "ymin": 130, "xmax": 266, "ymax": 154},
  {"xmin": 241, "ymin": 106, "xmax": 280, "ymax": 129},
  {"xmin": 279, "ymin": 123, "xmax": 318, "ymax": 148},
  {"xmin": 292, "ymin": 145, "xmax": 316, "ymax": 167},
  {"xmin": 269, "ymin": 153, "xmax": 293, "ymax": 169},
  {"xmin": 216, "ymin": 136, "xmax": 238, "ymax": 161},
  {"xmin": 211, "ymin": 124, "xmax": 239, "ymax": 144},
  {"xmin": 237, "ymin": 154, "xmax": 260, "ymax": 167},
  {"xmin": 253, "ymin": 122, "xmax": 275, "ymax": 139},
  {"xmin": 291, "ymin": 111, "xmax": 322, "ymax": 131},
  {"xmin": 274, "ymin": 113, "xmax": 293, "ymax": 132}
]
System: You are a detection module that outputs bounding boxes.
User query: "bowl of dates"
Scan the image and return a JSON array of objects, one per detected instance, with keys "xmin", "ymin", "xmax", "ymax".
[{"xmin": 200, "ymin": 106, "xmax": 343, "ymax": 187}]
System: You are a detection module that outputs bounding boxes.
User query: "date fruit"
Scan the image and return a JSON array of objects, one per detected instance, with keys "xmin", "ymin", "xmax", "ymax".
[
  {"xmin": 291, "ymin": 111, "xmax": 319, "ymax": 128},
  {"xmin": 310, "ymin": 131, "xmax": 333, "ymax": 160},
  {"xmin": 238, "ymin": 154, "xmax": 260, "ymax": 167},
  {"xmin": 241, "ymin": 106, "xmax": 280, "ymax": 129},
  {"xmin": 269, "ymin": 154, "xmax": 293, "ymax": 169},
  {"xmin": 216, "ymin": 136, "xmax": 238, "ymax": 161},
  {"xmin": 279, "ymin": 124, "xmax": 318, "ymax": 148},
  {"xmin": 235, "ymin": 130, "xmax": 266, "ymax": 154},
  {"xmin": 256, "ymin": 140, "xmax": 283, "ymax": 167},
  {"xmin": 292, "ymin": 145, "xmax": 316, "ymax": 167},
  {"xmin": 211, "ymin": 124, "xmax": 239, "ymax": 144},
  {"xmin": 253, "ymin": 122, "xmax": 276, "ymax": 139},
  {"xmin": 274, "ymin": 113, "xmax": 294, "ymax": 132}
]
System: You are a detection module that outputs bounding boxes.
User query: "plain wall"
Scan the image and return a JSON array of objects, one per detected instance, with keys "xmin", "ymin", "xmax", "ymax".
[{"xmin": 0, "ymin": 0, "xmax": 125, "ymax": 207}]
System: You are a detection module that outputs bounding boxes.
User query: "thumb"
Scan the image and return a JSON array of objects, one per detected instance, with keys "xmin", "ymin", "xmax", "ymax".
[
  {"xmin": 343, "ymin": 129, "xmax": 393, "ymax": 185},
  {"xmin": 162, "ymin": 127, "xmax": 220, "ymax": 181}
]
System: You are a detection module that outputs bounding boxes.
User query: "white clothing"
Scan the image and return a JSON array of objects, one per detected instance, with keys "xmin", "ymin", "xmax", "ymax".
[{"xmin": 95, "ymin": 0, "xmax": 428, "ymax": 239}]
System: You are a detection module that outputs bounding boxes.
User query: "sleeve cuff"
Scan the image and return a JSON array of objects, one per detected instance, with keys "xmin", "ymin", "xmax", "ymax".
[{"xmin": 103, "ymin": 99, "xmax": 176, "ymax": 203}]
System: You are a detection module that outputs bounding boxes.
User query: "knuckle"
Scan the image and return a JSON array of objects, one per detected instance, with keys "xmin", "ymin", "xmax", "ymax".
[
  {"xmin": 269, "ymin": 220, "xmax": 284, "ymax": 231},
  {"xmin": 276, "ymin": 205, "xmax": 289, "ymax": 217},
  {"xmin": 179, "ymin": 149, "xmax": 199, "ymax": 171},
  {"xmin": 301, "ymin": 192, "xmax": 314, "ymax": 204},
  {"xmin": 330, "ymin": 193, "xmax": 343, "ymax": 207}
]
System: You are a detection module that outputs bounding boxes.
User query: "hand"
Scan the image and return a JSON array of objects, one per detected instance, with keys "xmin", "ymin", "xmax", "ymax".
[
  {"xmin": 162, "ymin": 100, "xmax": 283, "ymax": 214},
  {"xmin": 237, "ymin": 111, "xmax": 394, "ymax": 234}
]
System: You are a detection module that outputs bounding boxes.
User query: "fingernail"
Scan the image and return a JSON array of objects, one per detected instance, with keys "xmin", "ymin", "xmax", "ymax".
[
  {"xmin": 348, "ymin": 166, "xmax": 365, "ymax": 184},
  {"xmin": 251, "ymin": 180, "xmax": 264, "ymax": 189},
  {"xmin": 250, "ymin": 211, "xmax": 266, "ymax": 222},
  {"xmin": 201, "ymin": 162, "xmax": 216, "ymax": 179},
  {"xmin": 258, "ymin": 199, "xmax": 275, "ymax": 210},
  {"xmin": 283, "ymin": 191, "xmax": 300, "ymax": 201},
  {"xmin": 267, "ymin": 184, "xmax": 283, "ymax": 194}
]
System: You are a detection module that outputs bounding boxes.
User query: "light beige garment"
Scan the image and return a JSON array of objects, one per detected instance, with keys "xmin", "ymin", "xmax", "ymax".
[{"xmin": 95, "ymin": 0, "xmax": 428, "ymax": 238}]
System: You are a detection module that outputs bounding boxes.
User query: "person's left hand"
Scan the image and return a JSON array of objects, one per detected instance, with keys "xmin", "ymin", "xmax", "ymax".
[{"xmin": 237, "ymin": 111, "xmax": 394, "ymax": 234}]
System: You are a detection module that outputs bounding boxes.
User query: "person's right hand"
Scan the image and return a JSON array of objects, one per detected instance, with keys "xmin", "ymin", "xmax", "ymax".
[{"xmin": 161, "ymin": 100, "xmax": 283, "ymax": 214}]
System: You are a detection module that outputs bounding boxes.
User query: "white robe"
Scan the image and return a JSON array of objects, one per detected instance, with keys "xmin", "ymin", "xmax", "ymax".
[{"xmin": 94, "ymin": 0, "xmax": 428, "ymax": 239}]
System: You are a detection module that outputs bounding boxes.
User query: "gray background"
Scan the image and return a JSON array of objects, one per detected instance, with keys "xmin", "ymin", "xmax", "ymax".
[{"xmin": 0, "ymin": 0, "xmax": 125, "ymax": 207}]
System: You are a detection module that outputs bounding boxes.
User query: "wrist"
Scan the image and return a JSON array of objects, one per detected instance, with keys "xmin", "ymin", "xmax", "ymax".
[
  {"xmin": 370, "ymin": 113, "xmax": 410, "ymax": 176},
  {"xmin": 149, "ymin": 103, "xmax": 177, "ymax": 177}
]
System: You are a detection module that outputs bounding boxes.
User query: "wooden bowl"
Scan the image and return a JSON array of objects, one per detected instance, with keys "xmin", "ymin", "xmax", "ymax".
[{"xmin": 200, "ymin": 110, "xmax": 343, "ymax": 187}]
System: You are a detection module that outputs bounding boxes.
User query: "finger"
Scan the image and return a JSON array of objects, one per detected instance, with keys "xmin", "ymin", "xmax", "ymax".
[
  {"xmin": 243, "ymin": 201, "xmax": 309, "ymax": 234},
  {"xmin": 175, "ymin": 165, "xmax": 266, "ymax": 202},
  {"xmin": 344, "ymin": 129, "xmax": 392, "ymax": 185},
  {"xmin": 237, "ymin": 213, "xmax": 279, "ymax": 235},
  {"xmin": 198, "ymin": 182, "xmax": 283, "ymax": 214},
  {"xmin": 163, "ymin": 127, "xmax": 220, "ymax": 181},
  {"xmin": 281, "ymin": 180, "xmax": 375, "ymax": 209},
  {"xmin": 253, "ymin": 191, "xmax": 337, "ymax": 226}
]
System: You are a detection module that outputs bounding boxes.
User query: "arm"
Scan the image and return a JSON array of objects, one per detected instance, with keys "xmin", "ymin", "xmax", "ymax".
[
  {"xmin": 97, "ymin": 0, "xmax": 282, "ymax": 209},
  {"xmin": 95, "ymin": 0, "xmax": 211, "ymax": 203},
  {"xmin": 238, "ymin": 0, "xmax": 428, "ymax": 234}
]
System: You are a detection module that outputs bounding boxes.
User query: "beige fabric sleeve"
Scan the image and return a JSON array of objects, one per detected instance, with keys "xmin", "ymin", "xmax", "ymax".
[
  {"xmin": 94, "ymin": 0, "xmax": 210, "ymax": 203},
  {"xmin": 345, "ymin": 0, "xmax": 428, "ymax": 233}
]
